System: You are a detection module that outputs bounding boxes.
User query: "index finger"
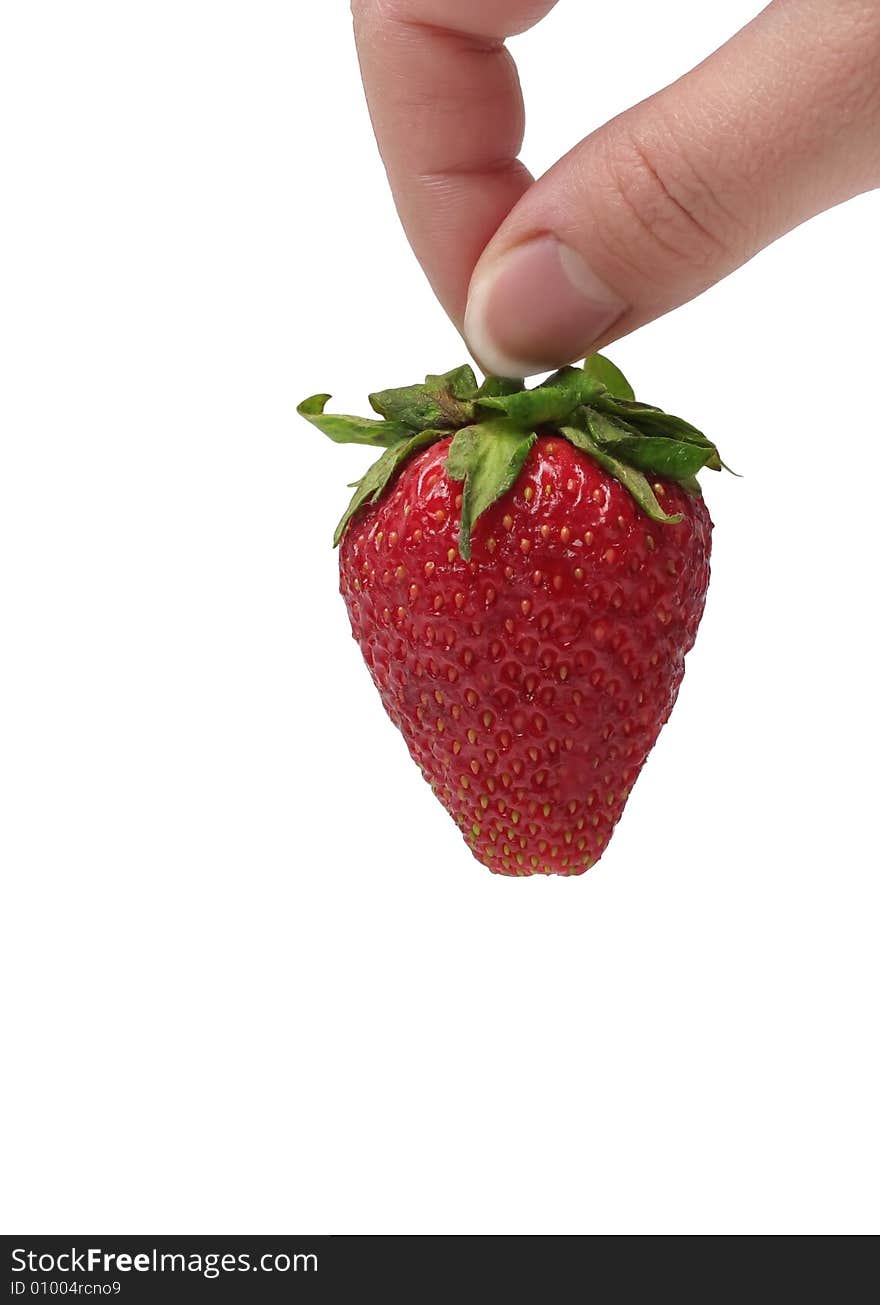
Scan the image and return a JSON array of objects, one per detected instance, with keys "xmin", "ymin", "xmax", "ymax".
[{"xmin": 352, "ymin": 0, "xmax": 559, "ymax": 324}]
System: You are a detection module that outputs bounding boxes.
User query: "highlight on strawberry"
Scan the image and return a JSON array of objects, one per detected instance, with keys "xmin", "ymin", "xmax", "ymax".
[{"xmin": 299, "ymin": 356, "xmax": 727, "ymax": 877}]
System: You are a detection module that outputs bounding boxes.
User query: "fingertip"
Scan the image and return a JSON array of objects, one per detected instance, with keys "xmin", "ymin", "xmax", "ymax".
[
  {"xmin": 463, "ymin": 267, "xmax": 538, "ymax": 379},
  {"xmin": 463, "ymin": 236, "xmax": 628, "ymax": 379}
]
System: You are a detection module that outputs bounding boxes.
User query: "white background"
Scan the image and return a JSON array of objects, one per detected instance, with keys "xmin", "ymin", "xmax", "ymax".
[{"xmin": 2, "ymin": 1, "xmax": 878, "ymax": 1236}]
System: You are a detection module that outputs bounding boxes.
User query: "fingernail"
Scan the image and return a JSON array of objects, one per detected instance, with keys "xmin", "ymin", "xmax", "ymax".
[{"xmin": 464, "ymin": 235, "xmax": 627, "ymax": 379}]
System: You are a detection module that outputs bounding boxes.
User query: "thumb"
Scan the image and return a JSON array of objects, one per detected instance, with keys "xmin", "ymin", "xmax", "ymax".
[{"xmin": 464, "ymin": 0, "xmax": 880, "ymax": 378}]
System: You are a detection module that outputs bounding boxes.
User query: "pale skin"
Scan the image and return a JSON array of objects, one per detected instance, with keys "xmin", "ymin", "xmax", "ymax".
[{"xmin": 352, "ymin": 0, "xmax": 880, "ymax": 376}]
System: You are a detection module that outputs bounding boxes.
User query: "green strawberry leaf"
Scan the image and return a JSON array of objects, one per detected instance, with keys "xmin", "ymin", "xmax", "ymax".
[
  {"xmin": 367, "ymin": 384, "xmax": 444, "ymax": 428},
  {"xmin": 477, "ymin": 367, "xmax": 605, "ymax": 426},
  {"xmin": 583, "ymin": 409, "xmax": 715, "ymax": 479},
  {"xmin": 582, "ymin": 354, "xmax": 635, "ymax": 400},
  {"xmin": 476, "ymin": 375, "xmax": 524, "ymax": 399},
  {"xmin": 298, "ymin": 394, "xmax": 411, "ymax": 448},
  {"xmin": 633, "ymin": 414, "xmax": 723, "ymax": 471},
  {"xmin": 561, "ymin": 423, "xmax": 683, "ymax": 525},
  {"xmin": 446, "ymin": 420, "xmax": 537, "ymax": 560},
  {"xmin": 368, "ymin": 365, "xmax": 478, "ymax": 430},
  {"xmin": 613, "ymin": 434, "xmax": 716, "ymax": 479},
  {"xmin": 333, "ymin": 429, "xmax": 442, "ymax": 546},
  {"xmin": 425, "ymin": 365, "xmax": 479, "ymax": 400},
  {"xmin": 595, "ymin": 396, "xmax": 722, "ymax": 470}
]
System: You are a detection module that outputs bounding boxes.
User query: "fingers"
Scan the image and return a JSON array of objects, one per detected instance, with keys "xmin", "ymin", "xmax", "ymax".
[
  {"xmin": 352, "ymin": 0, "xmax": 559, "ymax": 320},
  {"xmin": 463, "ymin": 0, "xmax": 880, "ymax": 376}
]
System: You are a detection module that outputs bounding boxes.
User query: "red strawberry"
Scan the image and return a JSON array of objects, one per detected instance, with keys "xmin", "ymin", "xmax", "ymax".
[{"xmin": 300, "ymin": 357, "xmax": 724, "ymax": 876}]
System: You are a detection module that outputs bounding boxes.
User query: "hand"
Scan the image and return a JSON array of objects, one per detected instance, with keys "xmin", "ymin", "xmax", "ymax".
[{"xmin": 352, "ymin": 0, "xmax": 880, "ymax": 376}]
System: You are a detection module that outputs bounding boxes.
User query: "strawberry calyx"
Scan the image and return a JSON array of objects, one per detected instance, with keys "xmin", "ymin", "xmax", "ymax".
[{"xmin": 299, "ymin": 355, "xmax": 726, "ymax": 559}]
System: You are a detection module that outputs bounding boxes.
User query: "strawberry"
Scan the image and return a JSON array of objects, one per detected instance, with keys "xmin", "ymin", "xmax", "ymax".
[{"xmin": 299, "ymin": 356, "xmax": 724, "ymax": 876}]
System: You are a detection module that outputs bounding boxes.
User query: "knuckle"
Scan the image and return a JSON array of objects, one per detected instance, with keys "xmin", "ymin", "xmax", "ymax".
[{"xmin": 598, "ymin": 123, "xmax": 745, "ymax": 279}]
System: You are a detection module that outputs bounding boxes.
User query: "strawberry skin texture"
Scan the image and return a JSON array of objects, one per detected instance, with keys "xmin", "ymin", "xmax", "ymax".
[{"xmin": 340, "ymin": 435, "xmax": 712, "ymax": 876}]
